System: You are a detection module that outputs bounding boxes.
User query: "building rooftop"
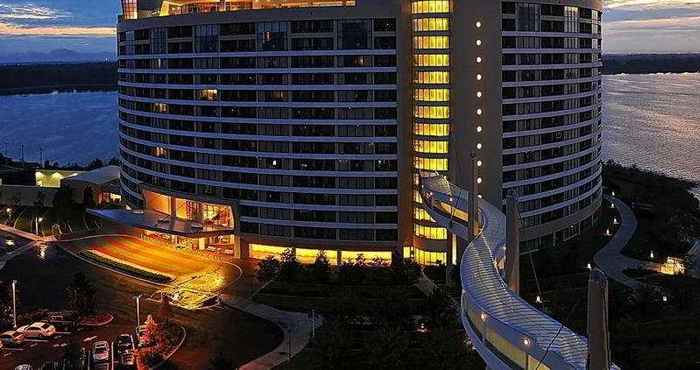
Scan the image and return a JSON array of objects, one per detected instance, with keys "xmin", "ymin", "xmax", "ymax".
[
  {"xmin": 62, "ymin": 166, "xmax": 121, "ymax": 187},
  {"xmin": 121, "ymin": 0, "xmax": 357, "ymax": 20}
]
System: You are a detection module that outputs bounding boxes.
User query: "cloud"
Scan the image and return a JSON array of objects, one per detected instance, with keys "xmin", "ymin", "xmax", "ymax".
[
  {"xmin": 606, "ymin": 0, "xmax": 700, "ymax": 10},
  {"xmin": 603, "ymin": 0, "xmax": 700, "ymax": 52},
  {"xmin": 0, "ymin": 22, "xmax": 115, "ymax": 37},
  {"xmin": 0, "ymin": 3, "xmax": 70, "ymax": 21}
]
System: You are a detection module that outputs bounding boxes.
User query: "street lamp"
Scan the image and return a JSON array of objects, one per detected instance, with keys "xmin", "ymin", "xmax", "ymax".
[
  {"xmin": 35, "ymin": 217, "xmax": 44, "ymax": 235},
  {"xmin": 133, "ymin": 294, "xmax": 143, "ymax": 326},
  {"xmin": 11, "ymin": 280, "xmax": 17, "ymax": 329}
]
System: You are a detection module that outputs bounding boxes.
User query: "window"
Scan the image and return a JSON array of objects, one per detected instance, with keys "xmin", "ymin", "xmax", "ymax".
[
  {"xmin": 194, "ymin": 25, "xmax": 219, "ymax": 53},
  {"xmin": 257, "ymin": 22, "xmax": 288, "ymax": 51},
  {"xmin": 516, "ymin": 3, "xmax": 540, "ymax": 32},
  {"xmin": 339, "ymin": 20, "xmax": 370, "ymax": 49}
]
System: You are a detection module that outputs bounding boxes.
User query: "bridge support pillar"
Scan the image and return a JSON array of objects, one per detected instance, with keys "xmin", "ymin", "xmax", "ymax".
[
  {"xmin": 505, "ymin": 193, "xmax": 520, "ymax": 294},
  {"xmin": 587, "ymin": 268, "xmax": 611, "ymax": 370}
]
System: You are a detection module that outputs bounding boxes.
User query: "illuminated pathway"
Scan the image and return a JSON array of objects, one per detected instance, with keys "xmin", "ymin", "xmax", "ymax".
[{"xmin": 419, "ymin": 173, "xmax": 617, "ymax": 370}]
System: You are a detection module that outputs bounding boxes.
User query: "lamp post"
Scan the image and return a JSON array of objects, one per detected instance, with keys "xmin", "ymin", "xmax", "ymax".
[
  {"xmin": 11, "ymin": 280, "xmax": 17, "ymax": 329},
  {"xmin": 134, "ymin": 294, "xmax": 142, "ymax": 326},
  {"xmin": 5, "ymin": 208, "xmax": 11, "ymax": 224},
  {"xmin": 35, "ymin": 217, "xmax": 43, "ymax": 236}
]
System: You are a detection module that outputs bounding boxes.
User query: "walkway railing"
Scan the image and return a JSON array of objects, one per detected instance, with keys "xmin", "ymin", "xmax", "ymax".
[{"xmin": 419, "ymin": 172, "xmax": 613, "ymax": 370}]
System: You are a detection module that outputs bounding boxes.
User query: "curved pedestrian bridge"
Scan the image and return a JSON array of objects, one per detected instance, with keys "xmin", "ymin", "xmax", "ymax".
[{"xmin": 419, "ymin": 172, "xmax": 615, "ymax": 370}]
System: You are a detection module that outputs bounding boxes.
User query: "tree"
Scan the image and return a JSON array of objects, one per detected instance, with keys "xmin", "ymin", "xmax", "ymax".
[
  {"xmin": 82, "ymin": 187, "xmax": 96, "ymax": 209},
  {"xmin": 208, "ymin": 351, "xmax": 233, "ymax": 370},
  {"xmin": 309, "ymin": 251, "xmax": 331, "ymax": 283},
  {"xmin": 63, "ymin": 340, "xmax": 83, "ymax": 370},
  {"xmin": 256, "ymin": 256, "xmax": 280, "ymax": 281},
  {"xmin": 278, "ymin": 248, "xmax": 302, "ymax": 282},
  {"xmin": 142, "ymin": 314, "xmax": 160, "ymax": 347},
  {"xmin": 158, "ymin": 294, "xmax": 173, "ymax": 326},
  {"xmin": 65, "ymin": 272, "xmax": 96, "ymax": 316},
  {"xmin": 34, "ymin": 190, "xmax": 46, "ymax": 207}
]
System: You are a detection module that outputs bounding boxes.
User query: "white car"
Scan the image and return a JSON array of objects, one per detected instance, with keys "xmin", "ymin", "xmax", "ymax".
[
  {"xmin": 14, "ymin": 365, "xmax": 32, "ymax": 370},
  {"xmin": 0, "ymin": 330, "xmax": 25, "ymax": 346},
  {"xmin": 19, "ymin": 322, "xmax": 55, "ymax": 338},
  {"xmin": 92, "ymin": 340, "xmax": 110, "ymax": 362}
]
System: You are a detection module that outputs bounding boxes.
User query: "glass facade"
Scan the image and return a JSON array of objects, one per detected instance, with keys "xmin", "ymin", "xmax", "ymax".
[{"xmin": 118, "ymin": 16, "xmax": 400, "ymax": 247}]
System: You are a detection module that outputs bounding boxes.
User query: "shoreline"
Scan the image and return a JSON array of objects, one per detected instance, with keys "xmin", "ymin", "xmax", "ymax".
[{"xmin": 1, "ymin": 71, "xmax": 699, "ymax": 97}]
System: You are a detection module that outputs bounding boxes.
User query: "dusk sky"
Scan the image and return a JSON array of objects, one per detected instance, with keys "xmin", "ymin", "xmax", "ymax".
[{"xmin": 0, "ymin": 0, "xmax": 699, "ymax": 56}]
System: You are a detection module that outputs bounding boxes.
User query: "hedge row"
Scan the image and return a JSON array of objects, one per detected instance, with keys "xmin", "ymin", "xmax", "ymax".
[{"xmin": 79, "ymin": 250, "xmax": 173, "ymax": 284}]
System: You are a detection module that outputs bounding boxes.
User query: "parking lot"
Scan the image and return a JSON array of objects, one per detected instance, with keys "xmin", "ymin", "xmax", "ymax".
[
  {"xmin": 0, "ymin": 235, "xmax": 282, "ymax": 369},
  {"xmin": 0, "ymin": 318, "xmax": 137, "ymax": 369}
]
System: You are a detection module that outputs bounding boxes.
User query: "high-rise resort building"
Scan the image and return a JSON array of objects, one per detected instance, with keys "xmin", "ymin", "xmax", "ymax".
[{"xmin": 109, "ymin": 0, "xmax": 603, "ymax": 264}]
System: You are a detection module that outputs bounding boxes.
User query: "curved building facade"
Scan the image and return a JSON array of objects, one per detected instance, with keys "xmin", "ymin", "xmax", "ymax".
[
  {"xmin": 500, "ymin": 0, "xmax": 604, "ymax": 250},
  {"xmin": 114, "ymin": 0, "xmax": 602, "ymax": 263}
]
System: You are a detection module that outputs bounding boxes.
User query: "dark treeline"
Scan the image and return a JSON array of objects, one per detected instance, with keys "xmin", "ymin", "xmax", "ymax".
[
  {"xmin": 0, "ymin": 62, "xmax": 117, "ymax": 95},
  {"xmin": 602, "ymin": 54, "xmax": 700, "ymax": 75},
  {"xmin": 1, "ymin": 54, "xmax": 699, "ymax": 95}
]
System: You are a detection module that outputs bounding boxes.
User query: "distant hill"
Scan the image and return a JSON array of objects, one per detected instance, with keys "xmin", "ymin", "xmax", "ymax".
[
  {"xmin": 603, "ymin": 54, "xmax": 700, "ymax": 75},
  {"xmin": 0, "ymin": 49, "xmax": 115, "ymax": 65},
  {"xmin": 0, "ymin": 54, "xmax": 698, "ymax": 95},
  {"xmin": 0, "ymin": 62, "xmax": 117, "ymax": 95}
]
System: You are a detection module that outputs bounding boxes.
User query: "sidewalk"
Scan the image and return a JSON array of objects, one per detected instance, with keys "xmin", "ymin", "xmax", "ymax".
[
  {"xmin": 219, "ymin": 294, "xmax": 322, "ymax": 370},
  {"xmin": 593, "ymin": 195, "xmax": 662, "ymax": 289},
  {"xmin": 0, "ymin": 223, "xmax": 52, "ymax": 270}
]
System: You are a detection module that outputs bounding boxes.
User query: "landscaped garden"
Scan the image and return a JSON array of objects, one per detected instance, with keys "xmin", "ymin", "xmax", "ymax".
[
  {"xmin": 255, "ymin": 250, "xmax": 484, "ymax": 370},
  {"xmin": 517, "ymin": 161, "xmax": 700, "ymax": 369},
  {"xmin": 604, "ymin": 160, "xmax": 700, "ymax": 264}
]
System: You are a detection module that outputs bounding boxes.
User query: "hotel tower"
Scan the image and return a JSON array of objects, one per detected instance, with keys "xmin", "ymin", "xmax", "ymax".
[{"xmin": 112, "ymin": 0, "xmax": 603, "ymax": 264}]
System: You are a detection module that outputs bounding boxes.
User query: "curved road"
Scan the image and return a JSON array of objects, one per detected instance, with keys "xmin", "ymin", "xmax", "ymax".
[{"xmin": 593, "ymin": 195, "xmax": 661, "ymax": 289}]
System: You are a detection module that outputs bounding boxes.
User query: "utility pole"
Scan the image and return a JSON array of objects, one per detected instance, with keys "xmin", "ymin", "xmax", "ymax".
[
  {"xmin": 134, "ymin": 294, "xmax": 142, "ymax": 326},
  {"xmin": 12, "ymin": 280, "xmax": 17, "ymax": 329}
]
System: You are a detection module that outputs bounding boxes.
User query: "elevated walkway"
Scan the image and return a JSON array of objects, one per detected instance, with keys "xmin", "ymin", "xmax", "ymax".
[{"xmin": 419, "ymin": 173, "xmax": 617, "ymax": 370}]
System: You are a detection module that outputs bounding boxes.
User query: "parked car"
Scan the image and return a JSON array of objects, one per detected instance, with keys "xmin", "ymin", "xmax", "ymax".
[
  {"xmin": 135, "ymin": 325, "xmax": 147, "ymax": 347},
  {"xmin": 116, "ymin": 333, "xmax": 135, "ymax": 365},
  {"xmin": 92, "ymin": 340, "xmax": 110, "ymax": 362},
  {"xmin": 0, "ymin": 330, "xmax": 25, "ymax": 346},
  {"xmin": 116, "ymin": 333, "xmax": 135, "ymax": 351},
  {"xmin": 46, "ymin": 311, "xmax": 78, "ymax": 332},
  {"xmin": 19, "ymin": 322, "xmax": 56, "ymax": 338},
  {"xmin": 14, "ymin": 365, "xmax": 32, "ymax": 370}
]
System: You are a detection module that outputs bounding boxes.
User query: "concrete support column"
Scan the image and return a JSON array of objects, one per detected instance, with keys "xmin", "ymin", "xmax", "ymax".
[
  {"xmin": 505, "ymin": 193, "xmax": 520, "ymax": 294},
  {"xmin": 587, "ymin": 268, "xmax": 611, "ymax": 370}
]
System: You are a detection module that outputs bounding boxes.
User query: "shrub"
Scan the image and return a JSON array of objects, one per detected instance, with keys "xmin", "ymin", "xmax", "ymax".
[
  {"xmin": 256, "ymin": 256, "xmax": 280, "ymax": 281},
  {"xmin": 79, "ymin": 250, "xmax": 173, "ymax": 283},
  {"xmin": 310, "ymin": 251, "xmax": 331, "ymax": 283},
  {"xmin": 278, "ymin": 248, "xmax": 302, "ymax": 282}
]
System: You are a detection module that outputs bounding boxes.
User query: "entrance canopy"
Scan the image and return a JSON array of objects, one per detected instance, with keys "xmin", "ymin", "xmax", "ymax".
[{"xmin": 88, "ymin": 208, "xmax": 235, "ymax": 238}]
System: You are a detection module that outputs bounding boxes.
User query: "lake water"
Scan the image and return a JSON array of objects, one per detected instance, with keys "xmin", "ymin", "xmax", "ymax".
[{"xmin": 0, "ymin": 74, "xmax": 698, "ymax": 195}]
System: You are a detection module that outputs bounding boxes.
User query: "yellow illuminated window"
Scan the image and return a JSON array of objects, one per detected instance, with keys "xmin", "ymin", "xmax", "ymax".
[
  {"xmin": 153, "ymin": 103, "xmax": 168, "ymax": 113},
  {"xmin": 415, "ymin": 157, "xmax": 448, "ymax": 171},
  {"xmin": 413, "ymin": 36, "xmax": 449, "ymax": 49},
  {"xmin": 413, "ymin": 18, "xmax": 450, "ymax": 31},
  {"xmin": 414, "ymin": 190, "xmax": 423, "ymax": 203},
  {"xmin": 415, "ymin": 123, "xmax": 449, "ymax": 136},
  {"xmin": 415, "ymin": 106, "xmax": 449, "ymax": 119},
  {"xmin": 341, "ymin": 251, "xmax": 392, "ymax": 264},
  {"xmin": 415, "ymin": 54, "xmax": 450, "ymax": 67},
  {"xmin": 414, "ymin": 207, "xmax": 435, "ymax": 222},
  {"xmin": 415, "ymin": 88, "xmax": 449, "ymax": 102},
  {"xmin": 414, "ymin": 71, "xmax": 449, "ymax": 84},
  {"xmin": 411, "ymin": 0, "xmax": 451, "ymax": 14},
  {"xmin": 414, "ymin": 224, "xmax": 448, "ymax": 240},
  {"xmin": 412, "ymin": 248, "xmax": 448, "ymax": 265},
  {"xmin": 415, "ymin": 140, "xmax": 448, "ymax": 154},
  {"xmin": 199, "ymin": 89, "xmax": 218, "ymax": 101}
]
